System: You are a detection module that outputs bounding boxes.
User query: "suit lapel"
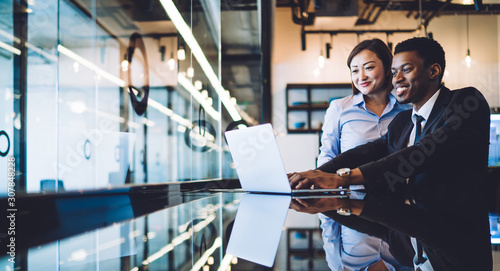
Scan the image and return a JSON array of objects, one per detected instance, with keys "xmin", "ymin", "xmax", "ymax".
[
  {"xmin": 422, "ymin": 86, "xmax": 451, "ymax": 135},
  {"xmin": 396, "ymin": 113, "xmax": 414, "ymax": 151}
]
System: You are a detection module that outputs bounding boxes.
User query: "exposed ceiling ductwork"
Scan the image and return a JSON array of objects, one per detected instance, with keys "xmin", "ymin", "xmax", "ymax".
[
  {"xmin": 278, "ymin": 0, "xmax": 500, "ymax": 27},
  {"xmin": 277, "ymin": 0, "xmax": 500, "ymax": 51}
]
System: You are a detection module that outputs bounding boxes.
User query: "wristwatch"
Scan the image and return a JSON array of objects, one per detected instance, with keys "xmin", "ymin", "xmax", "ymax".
[
  {"xmin": 336, "ymin": 200, "xmax": 352, "ymax": 216},
  {"xmin": 336, "ymin": 168, "xmax": 351, "ymax": 189},
  {"xmin": 336, "ymin": 168, "xmax": 352, "ymax": 216}
]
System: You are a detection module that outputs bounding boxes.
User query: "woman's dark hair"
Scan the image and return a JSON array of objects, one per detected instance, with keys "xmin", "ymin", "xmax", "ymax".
[{"xmin": 346, "ymin": 38, "xmax": 393, "ymax": 95}]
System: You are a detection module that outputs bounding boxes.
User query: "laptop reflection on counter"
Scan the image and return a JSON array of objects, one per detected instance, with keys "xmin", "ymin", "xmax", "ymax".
[
  {"xmin": 226, "ymin": 193, "xmax": 291, "ymax": 267},
  {"xmin": 226, "ymin": 192, "xmax": 347, "ymax": 267},
  {"xmin": 224, "ymin": 123, "xmax": 347, "ymax": 196}
]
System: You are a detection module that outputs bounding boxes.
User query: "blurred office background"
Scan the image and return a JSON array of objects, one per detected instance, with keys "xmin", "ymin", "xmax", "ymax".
[{"xmin": 2, "ymin": 0, "xmax": 500, "ymax": 270}]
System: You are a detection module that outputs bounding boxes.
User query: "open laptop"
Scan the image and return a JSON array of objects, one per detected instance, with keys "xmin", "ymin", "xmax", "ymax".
[{"xmin": 224, "ymin": 123, "xmax": 347, "ymax": 196}]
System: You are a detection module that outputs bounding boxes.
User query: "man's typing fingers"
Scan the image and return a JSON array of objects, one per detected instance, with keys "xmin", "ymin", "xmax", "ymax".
[
  {"xmin": 295, "ymin": 178, "xmax": 311, "ymax": 189},
  {"xmin": 288, "ymin": 173, "xmax": 304, "ymax": 188},
  {"xmin": 295, "ymin": 198, "xmax": 311, "ymax": 208}
]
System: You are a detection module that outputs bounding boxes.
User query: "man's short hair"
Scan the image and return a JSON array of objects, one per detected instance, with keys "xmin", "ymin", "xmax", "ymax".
[{"xmin": 394, "ymin": 37, "xmax": 446, "ymax": 83}]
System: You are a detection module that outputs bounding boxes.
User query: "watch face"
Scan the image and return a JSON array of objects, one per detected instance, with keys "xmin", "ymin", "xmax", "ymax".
[
  {"xmin": 337, "ymin": 208, "xmax": 351, "ymax": 216},
  {"xmin": 337, "ymin": 168, "xmax": 351, "ymax": 176}
]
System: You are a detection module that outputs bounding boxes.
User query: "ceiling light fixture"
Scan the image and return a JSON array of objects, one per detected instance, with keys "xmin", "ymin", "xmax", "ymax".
[
  {"xmin": 167, "ymin": 38, "xmax": 176, "ymax": 70},
  {"xmin": 167, "ymin": 53, "xmax": 175, "ymax": 70},
  {"xmin": 194, "ymin": 80, "xmax": 202, "ymax": 90},
  {"xmin": 318, "ymin": 51, "xmax": 325, "ymax": 68},
  {"xmin": 318, "ymin": 34, "xmax": 325, "ymax": 68},
  {"xmin": 187, "ymin": 66, "xmax": 194, "ymax": 78},
  {"xmin": 121, "ymin": 59, "xmax": 129, "ymax": 72},
  {"xmin": 201, "ymin": 90, "xmax": 208, "ymax": 99},
  {"xmin": 465, "ymin": 13, "xmax": 472, "ymax": 68},
  {"xmin": 177, "ymin": 45, "xmax": 185, "ymax": 61}
]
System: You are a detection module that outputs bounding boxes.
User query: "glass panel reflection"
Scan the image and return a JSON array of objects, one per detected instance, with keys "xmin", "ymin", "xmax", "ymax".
[
  {"xmin": 58, "ymin": 0, "xmax": 98, "ymax": 191},
  {"xmin": 3, "ymin": 193, "xmax": 242, "ymax": 271}
]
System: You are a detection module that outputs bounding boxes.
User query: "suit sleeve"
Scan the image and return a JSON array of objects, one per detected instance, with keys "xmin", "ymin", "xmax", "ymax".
[
  {"xmin": 358, "ymin": 88, "xmax": 490, "ymax": 192},
  {"xmin": 317, "ymin": 136, "xmax": 390, "ymax": 174}
]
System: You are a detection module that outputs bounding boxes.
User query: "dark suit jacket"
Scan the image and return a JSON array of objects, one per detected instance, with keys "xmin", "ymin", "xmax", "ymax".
[{"xmin": 318, "ymin": 86, "xmax": 492, "ymax": 270}]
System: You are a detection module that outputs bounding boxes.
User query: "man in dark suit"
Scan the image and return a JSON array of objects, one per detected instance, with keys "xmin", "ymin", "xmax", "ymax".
[{"xmin": 289, "ymin": 37, "xmax": 492, "ymax": 270}]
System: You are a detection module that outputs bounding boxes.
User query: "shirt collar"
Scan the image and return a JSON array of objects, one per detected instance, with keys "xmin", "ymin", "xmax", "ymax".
[
  {"xmin": 387, "ymin": 93, "xmax": 398, "ymax": 110},
  {"xmin": 412, "ymin": 88, "xmax": 441, "ymax": 123},
  {"xmin": 352, "ymin": 92, "xmax": 365, "ymax": 106},
  {"xmin": 352, "ymin": 92, "xmax": 399, "ymax": 113}
]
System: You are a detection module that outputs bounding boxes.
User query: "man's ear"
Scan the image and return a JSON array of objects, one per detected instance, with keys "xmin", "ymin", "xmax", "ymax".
[{"xmin": 428, "ymin": 63, "xmax": 442, "ymax": 80}]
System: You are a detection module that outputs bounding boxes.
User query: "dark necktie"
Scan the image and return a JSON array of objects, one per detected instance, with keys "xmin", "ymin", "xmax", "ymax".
[
  {"xmin": 414, "ymin": 115, "xmax": 425, "ymax": 144},
  {"xmin": 413, "ymin": 115, "xmax": 427, "ymax": 265}
]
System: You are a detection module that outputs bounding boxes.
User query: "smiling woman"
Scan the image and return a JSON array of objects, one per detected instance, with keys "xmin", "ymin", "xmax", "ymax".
[
  {"xmin": 350, "ymin": 50, "xmax": 388, "ymax": 96},
  {"xmin": 350, "ymin": 49, "xmax": 391, "ymax": 117}
]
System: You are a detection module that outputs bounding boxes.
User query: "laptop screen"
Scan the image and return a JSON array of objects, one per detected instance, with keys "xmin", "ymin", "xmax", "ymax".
[{"xmin": 225, "ymin": 124, "xmax": 292, "ymax": 194}]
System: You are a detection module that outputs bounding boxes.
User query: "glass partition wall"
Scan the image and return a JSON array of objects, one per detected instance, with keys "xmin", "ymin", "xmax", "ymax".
[
  {"xmin": 1, "ymin": 1, "xmax": 251, "ymax": 270},
  {"xmin": 0, "ymin": 0, "xmax": 245, "ymax": 194}
]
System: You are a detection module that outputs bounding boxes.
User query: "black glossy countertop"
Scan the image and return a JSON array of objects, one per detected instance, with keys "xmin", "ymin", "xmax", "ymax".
[{"xmin": 0, "ymin": 179, "xmax": 242, "ymax": 254}]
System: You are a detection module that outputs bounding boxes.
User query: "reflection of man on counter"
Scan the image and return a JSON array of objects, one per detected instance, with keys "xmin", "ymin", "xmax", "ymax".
[
  {"xmin": 289, "ymin": 37, "xmax": 492, "ymax": 270},
  {"xmin": 290, "ymin": 193, "xmax": 489, "ymax": 270}
]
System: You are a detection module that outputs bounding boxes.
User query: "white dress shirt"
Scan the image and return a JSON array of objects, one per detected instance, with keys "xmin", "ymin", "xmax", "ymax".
[{"xmin": 406, "ymin": 89, "xmax": 441, "ymax": 271}]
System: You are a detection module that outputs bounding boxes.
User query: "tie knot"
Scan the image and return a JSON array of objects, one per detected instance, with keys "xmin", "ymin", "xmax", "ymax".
[
  {"xmin": 415, "ymin": 114, "xmax": 425, "ymax": 125},
  {"xmin": 414, "ymin": 114, "xmax": 425, "ymax": 144}
]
